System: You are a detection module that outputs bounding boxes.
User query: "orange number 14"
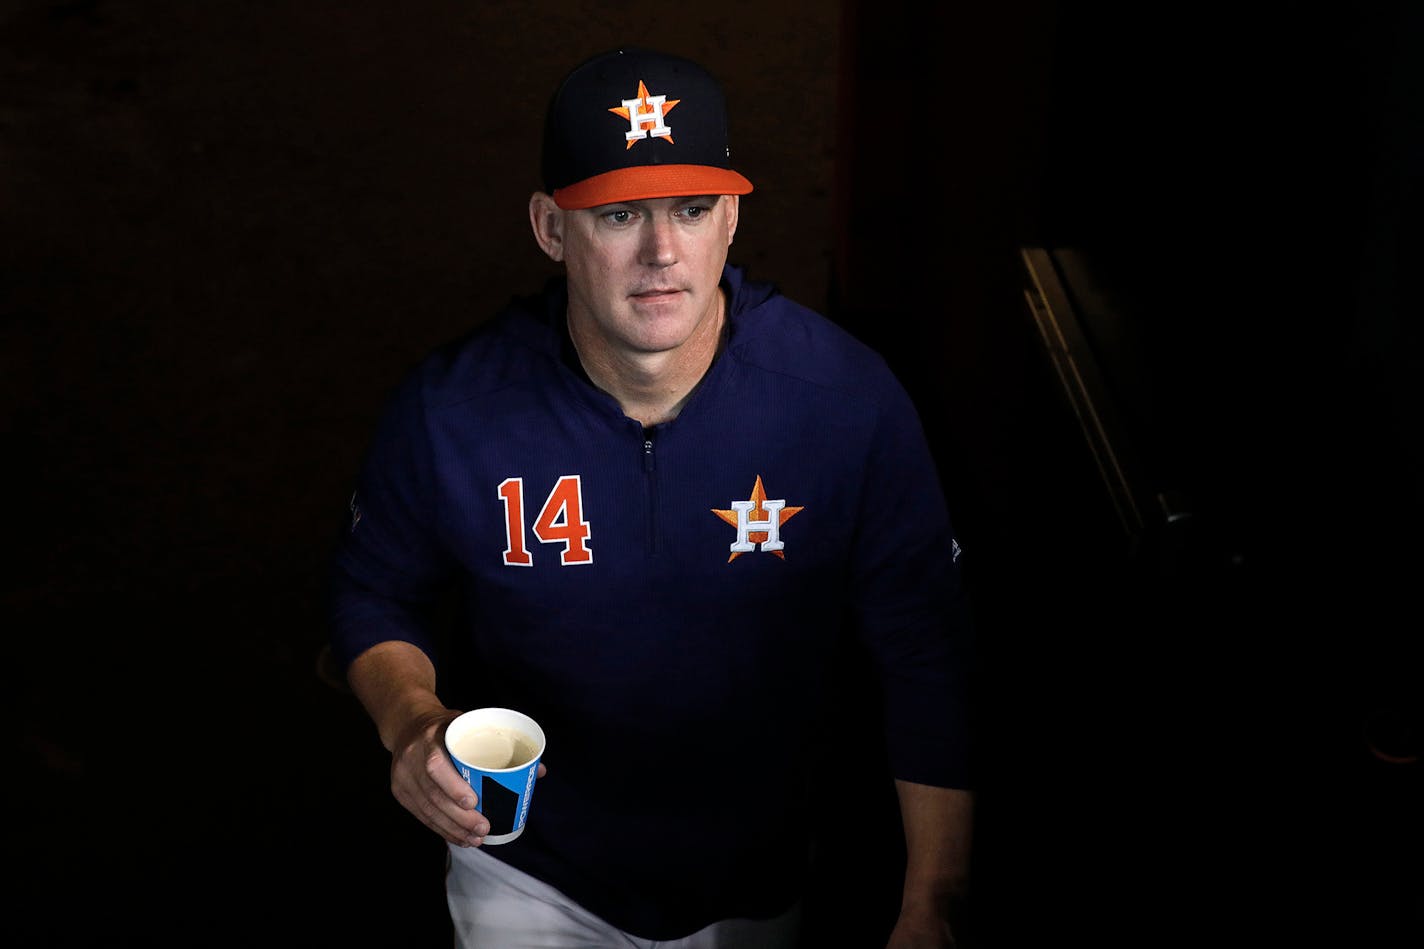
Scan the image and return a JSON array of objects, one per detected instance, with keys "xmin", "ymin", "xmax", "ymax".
[{"xmin": 498, "ymin": 476, "xmax": 593, "ymax": 566}]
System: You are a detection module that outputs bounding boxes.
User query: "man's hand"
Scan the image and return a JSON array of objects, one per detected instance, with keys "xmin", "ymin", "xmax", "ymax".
[
  {"xmin": 388, "ymin": 707, "xmax": 491, "ymax": 846},
  {"xmin": 346, "ymin": 640, "xmax": 545, "ymax": 848}
]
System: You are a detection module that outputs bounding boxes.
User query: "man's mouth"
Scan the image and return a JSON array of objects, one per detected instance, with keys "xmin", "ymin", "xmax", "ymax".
[{"xmin": 631, "ymin": 287, "xmax": 683, "ymax": 302}]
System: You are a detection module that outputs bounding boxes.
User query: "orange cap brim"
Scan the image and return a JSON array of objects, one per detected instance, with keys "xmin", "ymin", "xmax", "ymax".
[{"xmin": 552, "ymin": 164, "xmax": 753, "ymax": 210}]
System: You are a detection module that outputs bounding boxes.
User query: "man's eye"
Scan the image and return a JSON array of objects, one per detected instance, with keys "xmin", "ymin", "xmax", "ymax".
[
  {"xmin": 680, "ymin": 205, "xmax": 709, "ymax": 220},
  {"xmin": 604, "ymin": 209, "xmax": 633, "ymax": 224}
]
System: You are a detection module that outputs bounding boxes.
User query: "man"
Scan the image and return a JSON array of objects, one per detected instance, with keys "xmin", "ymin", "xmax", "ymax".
[{"xmin": 329, "ymin": 47, "xmax": 974, "ymax": 948}]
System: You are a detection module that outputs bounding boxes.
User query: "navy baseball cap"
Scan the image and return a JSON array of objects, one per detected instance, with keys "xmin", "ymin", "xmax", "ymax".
[{"xmin": 541, "ymin": 48, "xmax": 754, "ymax": 210}]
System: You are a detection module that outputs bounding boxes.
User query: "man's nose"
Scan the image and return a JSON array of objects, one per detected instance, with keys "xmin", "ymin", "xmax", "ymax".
[{"xmin": 639, "ymin": 216, "xmax": 678, "ymax": 267}]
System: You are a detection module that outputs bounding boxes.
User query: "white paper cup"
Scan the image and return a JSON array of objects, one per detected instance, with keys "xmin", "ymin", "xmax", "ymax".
[{"xmin": 444, "ymin": 707, "xmax": 546, "ymax": 845}]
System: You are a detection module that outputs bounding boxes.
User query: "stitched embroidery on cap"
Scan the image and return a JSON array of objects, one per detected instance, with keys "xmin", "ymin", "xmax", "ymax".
[{"xmin": 609, "ymin": 80, "xmax": 680, "ymax": 148}]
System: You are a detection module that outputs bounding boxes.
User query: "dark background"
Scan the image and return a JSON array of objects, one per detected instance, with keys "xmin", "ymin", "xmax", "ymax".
[{"xmin": 6, "ymin": 1, "xmax": 1419, "ymax": 946}]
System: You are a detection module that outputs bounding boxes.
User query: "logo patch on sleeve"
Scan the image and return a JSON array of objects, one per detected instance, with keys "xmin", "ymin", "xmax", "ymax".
[{"xmin": 711, "ymin": 475, "xmax": 803, "ymax": 562}]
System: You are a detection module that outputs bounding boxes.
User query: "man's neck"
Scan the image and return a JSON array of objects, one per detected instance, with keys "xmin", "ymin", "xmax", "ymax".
[{"xmin": 570, "ymin": 288, "xmax": 727, "ymax": 428}]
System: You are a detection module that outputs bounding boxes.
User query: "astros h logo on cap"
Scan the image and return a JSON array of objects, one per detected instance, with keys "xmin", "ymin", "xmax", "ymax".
[{"xmin": 541, "ymin": 48, "xmax": 755, "ymax": 210}]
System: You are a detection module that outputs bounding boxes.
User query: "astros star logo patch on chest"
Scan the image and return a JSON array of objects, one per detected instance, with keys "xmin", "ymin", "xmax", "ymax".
[{"xmin": 711, "ymin": 475, "xmax": 803, "ymax": 562}]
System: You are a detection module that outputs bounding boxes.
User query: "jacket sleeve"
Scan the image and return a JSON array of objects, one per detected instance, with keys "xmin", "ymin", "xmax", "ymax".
[
  {"xmin": 327, "ymin": 370, "xmax": 456, "ymax": 672},
  {"xmin": 849, "ymin": 374, "xmax": 976, "ymax": 790}
]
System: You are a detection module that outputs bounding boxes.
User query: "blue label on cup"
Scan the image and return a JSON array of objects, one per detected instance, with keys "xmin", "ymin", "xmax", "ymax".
[{"xmin": 454, "ymin": 762, "xmax": 538, "ymax": 839}]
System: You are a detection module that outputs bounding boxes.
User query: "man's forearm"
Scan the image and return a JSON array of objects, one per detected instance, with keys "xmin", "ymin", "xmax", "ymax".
[
  {"xmin": 346, "ymin": 639, "xmax": 449, "ymax": 752},
  {"xmin": 895, "ymin": 780, "xmax": 974, "ymax": 920}
]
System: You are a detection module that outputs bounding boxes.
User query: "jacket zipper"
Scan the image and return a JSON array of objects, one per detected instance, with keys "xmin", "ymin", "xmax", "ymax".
[{"xmin": 643, "ymin": 432, "xmax": 659, "ymax": 556}]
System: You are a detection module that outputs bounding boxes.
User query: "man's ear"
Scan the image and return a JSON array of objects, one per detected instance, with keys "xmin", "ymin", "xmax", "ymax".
[
  {"xmin": 529, "ymin": 192, "xmax": 565, "ymax": 262},
  {"xmin": 723, "ymin": 194, "xmax": 739, "ymax": 247}
]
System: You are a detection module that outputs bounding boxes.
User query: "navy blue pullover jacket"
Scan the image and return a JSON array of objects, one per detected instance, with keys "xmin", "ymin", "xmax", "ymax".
[{"xmin": 329, "ymin": 264, "xmax": 974, "ymax": 939}]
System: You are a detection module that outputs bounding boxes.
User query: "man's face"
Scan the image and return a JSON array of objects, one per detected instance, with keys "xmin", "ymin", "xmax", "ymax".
[{"xmin": 554, "ymin": 194, "xmax": 739, "ymax": 358}]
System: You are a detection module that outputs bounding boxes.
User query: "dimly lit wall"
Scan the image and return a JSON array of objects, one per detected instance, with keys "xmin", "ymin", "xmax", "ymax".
[{"xmin": 832, "ymin": 5, "xmax": 1422, "ymax": 947}]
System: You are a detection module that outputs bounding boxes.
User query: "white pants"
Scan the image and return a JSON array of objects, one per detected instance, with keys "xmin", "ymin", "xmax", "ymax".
[{"xmin": 446, "ymin": 844, "xmax": 802, "ymax": 949}]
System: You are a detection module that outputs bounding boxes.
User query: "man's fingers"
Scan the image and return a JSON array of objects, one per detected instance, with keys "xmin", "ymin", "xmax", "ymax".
[{"xmin": 397, "ymin": 783, "xmax": 489, "ymax": 844}]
